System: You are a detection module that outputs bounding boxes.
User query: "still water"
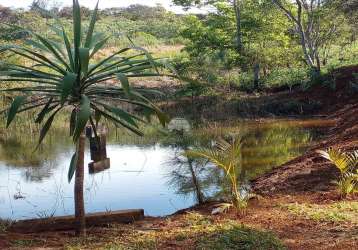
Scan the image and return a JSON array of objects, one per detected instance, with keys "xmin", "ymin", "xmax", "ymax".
[{"xmin": 0, "ymin": 119, "xmax": 330, "ymax": 220}]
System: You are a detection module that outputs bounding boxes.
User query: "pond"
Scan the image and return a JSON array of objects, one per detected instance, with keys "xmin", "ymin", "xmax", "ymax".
[{"xmin": 0, "ymin": 119, "xmax": 332, "ymax": 220}]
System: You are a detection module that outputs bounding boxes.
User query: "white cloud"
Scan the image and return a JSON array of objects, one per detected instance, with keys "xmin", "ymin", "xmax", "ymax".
[{"xmin": 0, "ymin": 0, "xmax": 208, "ymax": 14}]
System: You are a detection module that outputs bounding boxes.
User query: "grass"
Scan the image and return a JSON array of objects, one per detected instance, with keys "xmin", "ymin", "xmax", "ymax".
[
  {"xmin": 10, "ymin": 239, "xmax": 43, "ymax": 247},
  {"xmin": 196, "ymin": 225, "xmax": 286, "ymax": 250},
  {"xmin": 60, "ymin": 212, "xmax": 285, "ymax": 250},
  {"xmin": 283, "ymin": 201, "xmax": 358, "ymax": 223}
]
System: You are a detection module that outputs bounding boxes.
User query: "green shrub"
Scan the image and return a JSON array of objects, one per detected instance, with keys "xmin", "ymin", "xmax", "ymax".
[
  {"xmin": 222, "ymin": 71, "xmax": 255, "ymax": 92},
  {"xmin": 324, "ymin": 41, "xmax": 358, "ymax": 69},
  {"xmin": 263, "ymin": 68, "xmax": 311, "ymax": 90},
  {"xmin": 130, "ymin": 32, "xmax": 159, "ymax": 46}
]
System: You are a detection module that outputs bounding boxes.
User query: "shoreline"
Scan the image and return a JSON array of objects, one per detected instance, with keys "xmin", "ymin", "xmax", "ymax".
[{"xmin": 1, "ymin": 66, "xmax": 357, "ymax": 249}]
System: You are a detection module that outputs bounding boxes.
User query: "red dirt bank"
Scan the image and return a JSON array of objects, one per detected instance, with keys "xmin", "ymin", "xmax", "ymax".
[{"xmin": 254, "ymin": 66, "xmax": 358, "ymax": 194}]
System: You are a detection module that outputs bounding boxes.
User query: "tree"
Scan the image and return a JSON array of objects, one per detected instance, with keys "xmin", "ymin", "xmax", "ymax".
[
  {"xmin": 165, "ymin": 133, "xmax": 207, "ymax": 204},
  {"xmin": 167, "ymin": 150, "xmax": 206, "ymax": 204},
  {"xmin": 120, "ymin": 4, "xmax": 167, "ymax": 21},
  {"xmin": 271, "ymin": 0, "xmax": 338, "ymax": 73},
  {"xmin": 0, "ymin": 5, "xmax": 13, "ymax": 22},
  {"xmin": 173, "ymin": 0, "xmax": 243, "ymax": 52},
  {"xmin": 30, "ymin": 0, "xmax": 49, "ymax": 11},
  {"xmin": 0, "ymin": 6, "xmax": 29, "ymax": 41},
  {"xmin": 179, "ymin": 1, "xmax": 297, "ymax": 85},
  {"xmin": 1, "ymin": 0, "xmax": 168, "ymax": 236},
  {"xmin": 326, "ymin": 0, "xmax": 358, "ymax": 41},
  {"xmin": 328, "ymin": 0, "xmax": 358, "ymax": 21}
]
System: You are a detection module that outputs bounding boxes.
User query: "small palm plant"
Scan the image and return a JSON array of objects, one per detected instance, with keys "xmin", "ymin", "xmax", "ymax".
[
  {"xmin": 1, "ymin": 0, "xmax": 168, "ymax": 235},
  {"xmin": 184, "ymin": 137, "xmax": 252, "ymax": 214},
  {"xmin": 317, "ymin": 148, "xmax": 358, "ymax": 197}
]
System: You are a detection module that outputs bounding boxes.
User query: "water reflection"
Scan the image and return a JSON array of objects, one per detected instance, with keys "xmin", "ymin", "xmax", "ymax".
[{"xmin": 0, "ymin": 119, "xmax": 328, "ymax": 219}]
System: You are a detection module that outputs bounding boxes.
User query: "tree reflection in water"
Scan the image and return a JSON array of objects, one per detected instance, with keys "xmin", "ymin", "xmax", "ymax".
[{"xmin": 164, "ymin": 122, "xmax": 316, "ymax": 205}]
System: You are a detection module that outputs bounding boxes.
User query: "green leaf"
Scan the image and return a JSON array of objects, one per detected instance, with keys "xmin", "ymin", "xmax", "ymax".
[
  {"xmin": 35, "ymin": 98, "xmax": 55, "ymax": 123},
  {"xmin": 48, "ymin": 24, "xmax": 63, "ymax": 37},
  {"xmin": 84, "ymin": 0, "xmax": 99, "ymax": 48},
  {"xmin": 131, "ymin": 46, "xmax": 159, "ymax": 74},
  {"xmin": 10, "ymin": 47, "xmax": 66, "ymax": 74},
  {"xmin": 73, "ymin": 0, "xmax": 82, "ymax": 71},
  {"xmin": 79, "ymin": 47, "xmax": 90, "ymax": 75},
  {"xmin": 60, "ymin": 72, "xmax": 77, "ymax": 104},
  {"xmin": 48, "ymin": 40, "xmax": 67, "ymax": 58},
  {"xmin": 90, "ymin": 36, "xmax": 110, "ymax": 58},
  {"xmin": 142, "ymin": 106, "xmax": 154, "ymax": 123},
  {"xmin": 73, "ymin": 95, "xmax": 91, "ymax": 142},
  {"xmin": 34, "ymin": 33, "xmax": 70, "ymax": 70},
  {"xmin": 117, "ymin": 73, "xmax": 130, "ymax": 96},
  {"xmin": 6, "ymin": 96, "xmax": 26, "ymax": 128},
  {"xmin": 87, "ymin": 47, "xmax": 130, "ymax": 76},
  {"xmin": 62, "ymin": 27, "xmax": 75, "ymax": 71},
  {"xmin": 89, "ymin": 32, "xmax": 106, "ymax": 48},
  {"xmin": 37, "ymin": 108, "xmax": 61, "ymax": 148},
  {"xmin": 127, "ymin": 90, "xmax": 168, "ymax": 126},
  {"xmin": 155, "ymin": 109, "xmax": 169, "ymax": 127},
  {"xmin": 25, "ymin": 39, "xmax": 48, "ymax": 51},
  {"xmin": 107, "ymin": 106, "xmax": 138, "ymax": 128},
  {"xmin": 92, "ymin": 104, "xmax": 143, "ymax": 136},
  {"xmin": 70, "ymin": 108, "xmax": 77, "ymax": 136},
  {"xmin": 68, "ymin": 151, "xmax": 78, "ymax": 182}
]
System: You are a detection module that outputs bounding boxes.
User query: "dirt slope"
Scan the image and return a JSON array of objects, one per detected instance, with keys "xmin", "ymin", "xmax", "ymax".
[{"xmin": 254, "ymin": 65, "xmax": 358, "ymax": 194}]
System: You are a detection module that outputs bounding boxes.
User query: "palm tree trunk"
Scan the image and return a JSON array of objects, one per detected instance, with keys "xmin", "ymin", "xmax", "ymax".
[{"xmin": 74, "ymin": 134, "xmax": 86, "ymax": 236}]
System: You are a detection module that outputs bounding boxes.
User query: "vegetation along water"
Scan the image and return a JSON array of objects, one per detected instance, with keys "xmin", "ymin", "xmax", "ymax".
[{"xmin": 0, "ymin": 0, "xmax": 357, "ymax": 249}]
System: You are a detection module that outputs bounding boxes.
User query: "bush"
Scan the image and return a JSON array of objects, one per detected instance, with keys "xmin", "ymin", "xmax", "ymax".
[
  {"xmin": 220, "ymin": 71, "xmax": 256, "ymax": 92},
  {"xmin": 130, "ymin": 31, "xmax": 159, "ymax": 46},
  {"xmin": 263, "ymin": 68, "xmax": 311, "ymax": 90},
  {"xmin": 324, "ymin": 41, "xmax": 358, "ymax": 69}
]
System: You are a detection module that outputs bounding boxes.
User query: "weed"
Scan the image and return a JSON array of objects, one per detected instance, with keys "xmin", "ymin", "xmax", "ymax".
[
  {"xmin": 283, "ymin": 201, "xmax": 358, "ymax": 223},
  {"xmin": 196, "ymin": 223, "xmax": 286, "ymax": 250}
]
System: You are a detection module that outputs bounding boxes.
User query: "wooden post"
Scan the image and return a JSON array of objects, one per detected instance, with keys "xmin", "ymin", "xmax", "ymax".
[
  {"xmin": 88, "ymin": 125, "xmax": 110, "ymax": 173},
  {"xmin": 75, "ymin": 134, "xmax": 86, "ymax": 236},
  {"xmin": 90, "ymin": 137, "xmax": 101, "ymax": 162},
  {"xmin": 100, "ymin": 131, "xmax": 107, "ymax": 159}
]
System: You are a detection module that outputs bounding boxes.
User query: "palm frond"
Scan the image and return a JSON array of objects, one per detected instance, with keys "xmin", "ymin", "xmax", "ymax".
[
  {"xmin": 1, "ymin": 0, "xmax": 173, "ymax": 182},
  {"xmin": 318, "ymin": 148, "xmax": 358, "ymax": 196},
  {"xmin": 317, "ymin": 148, "xmax": 350, "ymax": 173}
]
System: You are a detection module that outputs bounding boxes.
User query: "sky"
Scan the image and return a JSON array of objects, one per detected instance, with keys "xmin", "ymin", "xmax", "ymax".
[{"xmin": 0, "ymin": 0, "xmax": 208, "ymax": 14}]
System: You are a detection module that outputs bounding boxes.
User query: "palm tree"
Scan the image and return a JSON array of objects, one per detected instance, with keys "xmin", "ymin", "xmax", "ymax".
[
  {"xmin": 0, "ymin": 0, "xmax": 168, "ymax": 235},
  {"xmin": 317, "ymin": 148, "xmax": 358, "ymax": 197},
  {"xmin": 185, "ymin": 137, "xmax": 251, "ymax": 212}
]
